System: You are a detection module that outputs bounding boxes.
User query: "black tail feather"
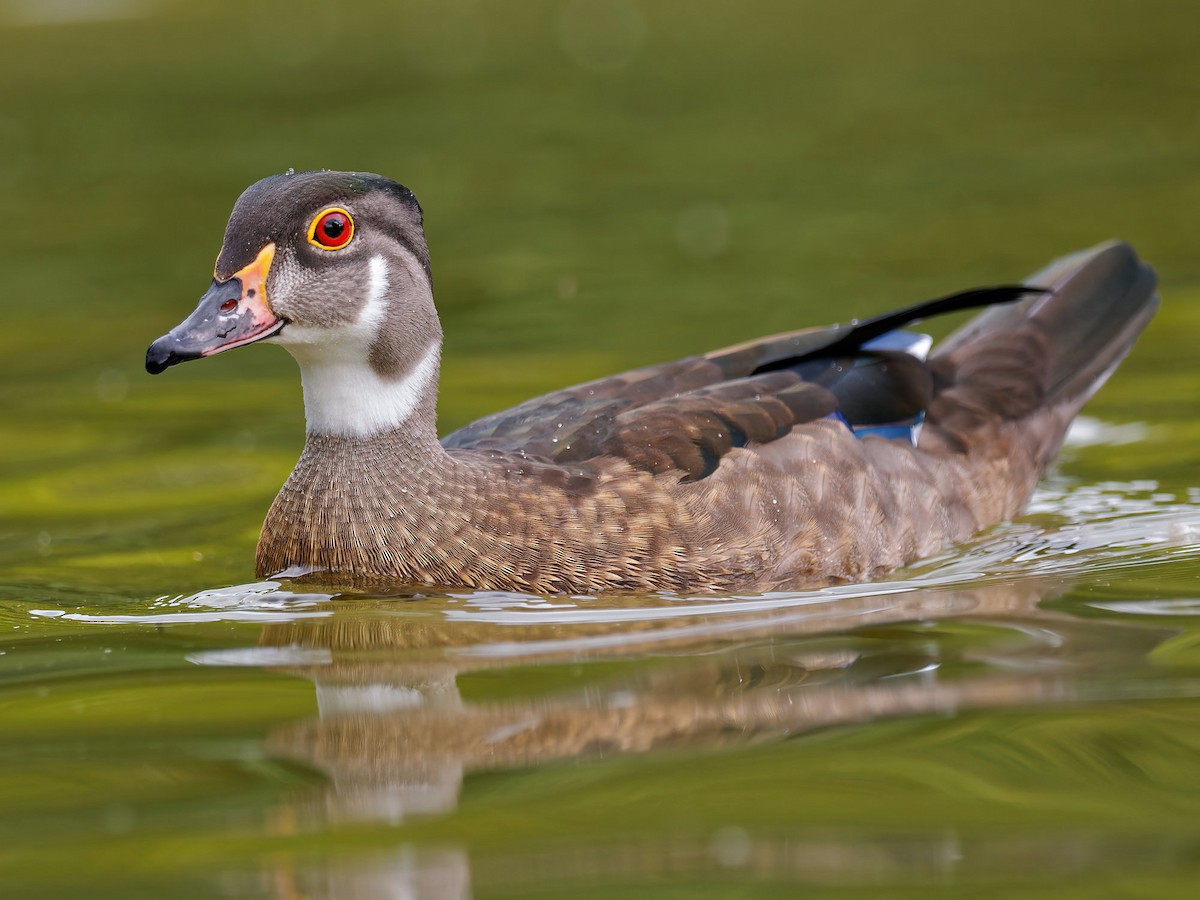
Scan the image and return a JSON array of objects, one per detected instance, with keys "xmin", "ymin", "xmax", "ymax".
[
  {"xmin": 800, "ymin": 285, "xmax": 1046, "ymax": 362},
  {"xmin": 753, "ymin": 285, "xmax": 1045, "ymax": 375}
]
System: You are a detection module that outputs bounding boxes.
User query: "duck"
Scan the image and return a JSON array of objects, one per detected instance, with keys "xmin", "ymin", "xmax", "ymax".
[{"xmin": 146, "ymin": 170, "xmax": 1158, "ymax": 593}]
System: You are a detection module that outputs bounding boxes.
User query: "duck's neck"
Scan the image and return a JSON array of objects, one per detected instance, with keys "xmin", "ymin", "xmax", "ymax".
[
  {"xmin": 292, "ymin": 339, "xmax": 444, "ymax": 446},
  {"xmin": 256, "ymin": 357, "xmax": 458, "ymax": 581}
]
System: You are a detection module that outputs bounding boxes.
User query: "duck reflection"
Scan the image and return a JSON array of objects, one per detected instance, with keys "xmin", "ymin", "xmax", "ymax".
[
  {"xmin": 254, "ymin": 578, "xmax": 1171, "ymax": 897},
  {"xmin": 259, "ymin": 579, "xmax": 1157, "ymax": 814}
]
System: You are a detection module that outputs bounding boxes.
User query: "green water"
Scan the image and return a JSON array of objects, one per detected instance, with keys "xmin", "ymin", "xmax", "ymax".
[{"xmin": 3, "ymin": 1, "xmax": 1200, "ymax": 896}]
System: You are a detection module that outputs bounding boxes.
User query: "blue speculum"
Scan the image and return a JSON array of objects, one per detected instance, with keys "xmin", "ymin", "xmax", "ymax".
[{"xmin": 830, "ymin": 330, "xmax": 931, "ymax": 444}]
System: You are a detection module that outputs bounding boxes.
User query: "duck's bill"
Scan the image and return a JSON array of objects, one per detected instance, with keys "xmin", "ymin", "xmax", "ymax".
[{"xmin": 145, "ymin": 244, "xmax": 282, "ymax": 374}]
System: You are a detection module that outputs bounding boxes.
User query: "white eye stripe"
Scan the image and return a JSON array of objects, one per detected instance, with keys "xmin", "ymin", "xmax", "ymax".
[{"xmin": 359, "ymin": 255, "xmax": 390, "ymax": 331}]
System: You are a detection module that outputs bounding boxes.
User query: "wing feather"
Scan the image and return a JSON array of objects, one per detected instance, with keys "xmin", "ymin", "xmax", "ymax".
[{"xmin": 442, "ymin": 286, "xmax": 1035, "ymax": 479}]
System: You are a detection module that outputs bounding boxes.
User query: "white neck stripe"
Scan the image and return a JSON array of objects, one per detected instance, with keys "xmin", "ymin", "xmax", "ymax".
[{"xmin": 300, "ymin": 340, "xmax": 440, "ymax": 438}]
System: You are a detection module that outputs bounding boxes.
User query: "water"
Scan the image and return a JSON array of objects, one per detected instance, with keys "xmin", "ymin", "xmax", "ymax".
[
  {"xmin": 6, "ymin": 481, "xmax": 1200, "ymax": 897},
  {"xmin": 3, "ymin": 1, "xmax": 1200, "ymax": 897}
]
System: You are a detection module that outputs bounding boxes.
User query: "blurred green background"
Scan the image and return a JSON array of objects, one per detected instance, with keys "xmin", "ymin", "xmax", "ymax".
[{"xmin": 2, "ymin": 1, "xmax": 1200, "ymax": 897}]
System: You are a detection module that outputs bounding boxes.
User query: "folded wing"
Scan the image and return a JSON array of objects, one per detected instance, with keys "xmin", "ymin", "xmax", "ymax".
[{"xmin": 442, "ymin": 286, "xmax": 1039, "ymax": 479}]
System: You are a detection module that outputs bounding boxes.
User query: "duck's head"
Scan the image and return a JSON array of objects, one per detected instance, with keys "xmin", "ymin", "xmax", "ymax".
[{"xmin": 147, "ymin": 170, "xmax": 444, "ymax": 438}]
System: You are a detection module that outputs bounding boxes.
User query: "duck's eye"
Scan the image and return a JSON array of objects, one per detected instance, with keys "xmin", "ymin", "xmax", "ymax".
[{"xmin": 307, "ymin": 207, "xmax": 355, "ymax": 250}]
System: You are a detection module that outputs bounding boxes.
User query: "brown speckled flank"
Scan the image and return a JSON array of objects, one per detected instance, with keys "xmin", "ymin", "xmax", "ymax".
[{"xmin": 149, "ymin": 171, "xmax": 1158, "ymax": 593}]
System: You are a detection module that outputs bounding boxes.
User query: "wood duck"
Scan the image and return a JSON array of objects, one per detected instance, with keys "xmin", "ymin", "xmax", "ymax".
[{"xmin": 146, "ymin": 171, "xmax": 1158, "ymax": 593}]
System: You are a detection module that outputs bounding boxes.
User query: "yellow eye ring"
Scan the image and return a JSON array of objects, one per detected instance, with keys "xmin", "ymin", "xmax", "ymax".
[{"xmin": 307, "ymin": 207, "xmax": 355, "ymax": 250}]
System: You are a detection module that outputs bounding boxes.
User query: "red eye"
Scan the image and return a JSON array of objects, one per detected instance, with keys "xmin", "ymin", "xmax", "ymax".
[{"xmin": 308, "ymin": 207, "xmax": 354, "ymax": 250}]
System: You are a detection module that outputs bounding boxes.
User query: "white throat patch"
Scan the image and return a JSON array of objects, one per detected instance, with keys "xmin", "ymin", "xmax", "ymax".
[{"xmin": 269, "ymin": 255, "xmax": 441, "ymax": 438}]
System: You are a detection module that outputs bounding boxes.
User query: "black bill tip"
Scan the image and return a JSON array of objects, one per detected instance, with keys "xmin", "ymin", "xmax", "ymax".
[{"xmin": 145, "ymin": 335, "xmax": 198, "ymax": 375}]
